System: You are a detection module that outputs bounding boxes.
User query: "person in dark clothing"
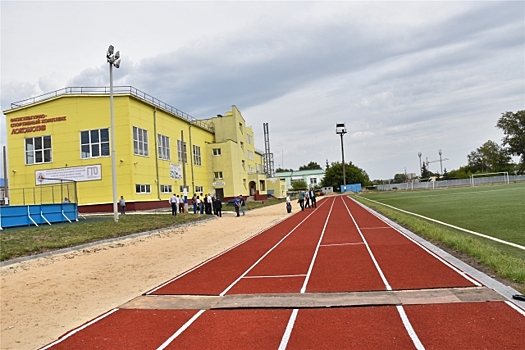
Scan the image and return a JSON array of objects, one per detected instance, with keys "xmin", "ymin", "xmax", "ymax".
[
  {"xmin": 214, "ymin": 197, "xmax": 222, "ymax": 217},
  {"xmin": 234, "ymin": 196, "xmax": 241, "ymax": 217},
  {"xmin": 169, "ymin": 194, "xmax": 177, "ymax": 216},
  {"xmin": 309, "ymin": 188, "xmax": 317, "ymax": 208}
]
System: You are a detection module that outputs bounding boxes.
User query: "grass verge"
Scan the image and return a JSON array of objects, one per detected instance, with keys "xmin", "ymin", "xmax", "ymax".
[
  {"xmin": 0, "ymin": 199, "xmax": 286, "ymax": 262},
  {"xmin": 354, "ymin": 195, "xmax": 525, "ymax": 294},
  {"xmin": 0, "ymin": 213, "xmax": 209, "ymax": 261}
]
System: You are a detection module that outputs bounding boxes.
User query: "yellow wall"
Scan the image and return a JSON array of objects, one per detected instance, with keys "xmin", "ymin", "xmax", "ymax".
[
  {"xmin": 4, "ymin": 95, "xmax": 215, "ymax": 206},
  {"xmin": 4, "ymin": 94, "xmax": 269, "ymax": 207}
]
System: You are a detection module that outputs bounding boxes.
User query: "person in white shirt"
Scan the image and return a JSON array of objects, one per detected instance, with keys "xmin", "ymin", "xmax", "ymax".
[{"xmin": 169, "ymin": 194, "xmax": 177, "ymax": 216}]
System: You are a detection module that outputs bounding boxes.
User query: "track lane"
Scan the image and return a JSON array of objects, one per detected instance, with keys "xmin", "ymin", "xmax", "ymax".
[{"xmin": 342, "ymin": 196, "xmax": 478, "ymax": 290}]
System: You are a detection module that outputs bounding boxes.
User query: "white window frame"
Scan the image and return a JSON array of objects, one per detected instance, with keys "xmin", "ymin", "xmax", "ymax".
[
  {"xmin": 195, "ymin": 186, "xmax": 204, "ymax": 193},
  {"xmin": 80, "ymin": 128, "xmax": 110, "ymax": 159},
  {"xmin": 177, "ymin": 140, "xmax": 187, "ymax": 163},
  {"xmin": 213, "ymin": 148, "xmax": 221, "ymax": 156},
  {"xmin": 160, "ymin": 184, "xmax": 172, "ymax": 193},
  {"xmin": 193, "ymin": 145, "xmax": 202, "ymax": 166},
  {"xmin": 25, "ymin": 135, "xmax": 52, "ymax": 165},
  {"xmin": 135, "ymin": 184, "xmax": 151, "ymax": 194},
  {"xmin": 214, "ymin": 171, "xmax": 223, "ymax": 179},
  {"xmin": 158, "ymin": 134, "xmax": 170, "ymax": 160},
  {"xmin": 133, "ymin": 126, "xmax": 149, "ymax": 156}
]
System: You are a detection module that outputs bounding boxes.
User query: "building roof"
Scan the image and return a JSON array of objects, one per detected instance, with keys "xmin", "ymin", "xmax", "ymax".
[
  {"xmin": 4, "ymin": 86, "xmax": 214, "ymax": 133},
  {"xmin": 275, "ymin": 169, "xmax": 325, "ymax": 176}
]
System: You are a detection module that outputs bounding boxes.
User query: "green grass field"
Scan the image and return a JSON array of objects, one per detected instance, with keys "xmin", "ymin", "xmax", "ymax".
[
  {"xmin": 360, "ymin": 182, "xmax": 525, "ymax": 246},
  {"xmin": 355, "ymin": 182, "xmax": 525, "ymax": 291}
]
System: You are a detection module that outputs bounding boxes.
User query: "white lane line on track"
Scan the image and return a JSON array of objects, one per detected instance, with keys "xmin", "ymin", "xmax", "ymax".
[
  {"xmin": 40, "ymin": 308, "xmax": 119, "ymax": 350},
  {"xmin": 278, "ymin": 308, "xmax": 299, "ymax": 350},
  {"xmin": 342, "ymin": 197, "xmax": 392, "ymax": 291},
  {"xmin": 343, "ymin": 197, "xmax": 426, "ymax": 349},
  {"xmin": 351, "ymin": 197, "xmax": 482, "ymax": 287},
  {"xmin": 243, "ymin": 274, "xmax": 307, "ymax": 279},
  {"xmin": 396, "ymin": 305, "xmax": 425, "ymax": 350},
  {"xmin": 300, "ymin": 198, "xmax": 336, "ymax": 294},
  {"xmin": 320, "ymin": 242, "xmax": 364, "ymax": 247},
  {"xmin": 157, "ymin": 199, "xmax": 329, "ymax": 348},
  {"xmin": 360, "ymin": 226, "xmax": 391, "ymax": 229},
  {"xmin": 278, "ymin": 197, "xmax": 336, "ymax": 350},
  {"xmin": 505, "ymin": 301, "xmax": 525, "ymax": 317},
  {"xmin": 145, "ymin": 203, "xmax": 313, "ymax": 295},
  {"xmin": 221, "ymin": 200, "xmax": 328, "ymax": 297},
  {"xmin": 157, "ymin": 310, "xmax": 206, "ymax": 350}
]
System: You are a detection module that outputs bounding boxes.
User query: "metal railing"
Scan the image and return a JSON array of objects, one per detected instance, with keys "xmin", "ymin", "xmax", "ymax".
[{"xmin": 9, "ymin": 86, "xmax": 214, "ymax": 133}]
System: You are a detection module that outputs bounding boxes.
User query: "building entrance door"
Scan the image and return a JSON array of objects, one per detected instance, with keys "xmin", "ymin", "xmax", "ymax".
[{"xmin": 215, "ymin": 188, "xmax": 224, "ymax": 201}]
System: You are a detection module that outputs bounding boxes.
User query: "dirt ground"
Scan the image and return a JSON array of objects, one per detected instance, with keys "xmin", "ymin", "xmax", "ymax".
[{"xmin": 1, "ymin": 204, "xmax": 290, "ymax": 350}]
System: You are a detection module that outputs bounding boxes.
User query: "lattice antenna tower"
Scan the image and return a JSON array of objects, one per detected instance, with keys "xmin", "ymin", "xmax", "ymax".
[{"xmin": 263, "ymin": 123, "xmax": 274, "ymax": 178}]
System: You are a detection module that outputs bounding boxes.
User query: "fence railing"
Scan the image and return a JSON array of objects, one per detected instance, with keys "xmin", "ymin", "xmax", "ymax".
[
  {"xmin": 376, "ymin": 175, "xmax": 525, "ymax": 191},
  {"xmin": 4, "ymin": 181, "xmax": 78, "ymax": 206},
  {"xmin": 9, "ymin": 86, "xmax": 214, "ymax": 133}
]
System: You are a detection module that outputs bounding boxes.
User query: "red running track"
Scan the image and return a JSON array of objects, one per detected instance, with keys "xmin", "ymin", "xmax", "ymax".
[{"xmin": 41, "ymin": 196, "xmax": 525, "ymax": 350}]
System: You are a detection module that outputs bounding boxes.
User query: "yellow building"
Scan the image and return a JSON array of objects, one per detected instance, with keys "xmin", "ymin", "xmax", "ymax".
[{"xmin": 3, "ymin": 87, "xmax": 282, "ymax": 212}]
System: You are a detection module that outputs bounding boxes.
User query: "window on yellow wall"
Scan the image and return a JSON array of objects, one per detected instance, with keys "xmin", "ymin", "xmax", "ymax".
[
  {"xmin": 80, "ymin": 129, "xmax": 109, "ymax": 159},
  {"xmin": 133, "ymin": 126, "xmax": 149, "ymax": 156},
  {"xmin": 239, "ymin": 122, "xmax": 243, "ymax": 133},
  {"xmin": 157, "ymin": 134, "xmax": 170, "ymax": 160},
  {"xmin": 193, "ymin": 145, "xmax": 201, "ymax": 166},
  {"xmin": 177, "ymin": 140, "xmax": 187, "ymax": 163},
  {"xmin": 135, "ymin": 184, "xmax": 151, "ymax": 194},
  {"xmin": 160, "ymin": 185, "xmax": 172, "ymax": 193},
  {"xmin": 213, "ymin": 148, "xmax": 221, "ymax": 156},
  {"xmin": 25, "ymin": 135, "xmax": 52, "ymax": 164},
  {"xmin": 214, "ymin": 172, "xmax": 223, "ymax": 179}
]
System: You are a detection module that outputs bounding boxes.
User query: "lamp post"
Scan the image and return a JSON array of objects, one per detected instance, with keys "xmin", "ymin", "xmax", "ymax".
[
  {"xmin": 418, "ymin": 152, "xmax": 422, "ymax": 177},
  {"xmin": 107, "ymin": 45, "xmax": 121, "ymax": 222},
  {"xmin": 336, "ymin": 123, "xmax": 347, "ymax": 188},
  {"xmin": 438, "ymin": 149, "xmax": 443, "ymax": 177}
]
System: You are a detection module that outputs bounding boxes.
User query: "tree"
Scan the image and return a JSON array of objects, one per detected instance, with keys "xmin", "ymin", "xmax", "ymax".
[
  {"xmin": 421, "ymin": 163, "xmax": 433, "ymax": 179},
  {"xmin": 299, "ymin": 161, "xmax": 322, "ymax": 170},
  {"xmin": 447, "ymin": 165, "xmax": 472, "ymax": 179},
  {"xmin": 291, "ymin": 180, "xmax": 307, "ymax": 190},
  {"xmin": 320, "ymin": 162, "xmax": 370, "ymax": 190},
  {"xmin": 393, "ymin": 173, "xmax": 408, "ymax": 184},
  {"xmin": 496, "ymin": 110, "xmax": 525, "ymax": 172},
  {"xmin": 467, "ymin": 140, "xmax": 512, "ymax": 173},
  {"xmin": 275, "ymin": 167, "xmax": 294, "ymax": 172}
]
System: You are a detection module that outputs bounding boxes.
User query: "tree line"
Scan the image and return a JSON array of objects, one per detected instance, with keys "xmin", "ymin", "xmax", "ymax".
[{"xmin": 276, "ymin": 110, "xmax": 524, "ymax": 188}]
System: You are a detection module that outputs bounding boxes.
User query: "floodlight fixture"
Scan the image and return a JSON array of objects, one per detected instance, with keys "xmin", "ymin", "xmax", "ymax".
[{"xmin": 114, "ymin": 51, "xmax": 120, "ymax": 60}]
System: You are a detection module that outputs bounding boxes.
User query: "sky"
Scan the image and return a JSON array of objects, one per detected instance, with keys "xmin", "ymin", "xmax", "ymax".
[{"xmin": 1, "ymin": 1, "xmax": 524, "ymax": 180}]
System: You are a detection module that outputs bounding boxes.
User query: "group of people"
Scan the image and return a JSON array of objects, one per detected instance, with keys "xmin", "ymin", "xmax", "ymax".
[
  {"xmin": 191, "ymin": 193, "xmax": 223, "ymax": 217},
  {"xmin": 295, "ymin": 188, "xmax": 317, "ymax": 211},
  {"xmin": 169, "ymin": 194, "xmax": 188, "ymax": 216}
]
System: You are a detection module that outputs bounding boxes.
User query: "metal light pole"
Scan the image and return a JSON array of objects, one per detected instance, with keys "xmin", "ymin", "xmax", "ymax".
[
  {"xmin": 107, "ymin": 45, "xmax": 121, "ymax": 222},
  {"xmin": 336, "ymin": 123, "xmax": 347, "ymax": 188},
  {"xmin": 438, "ymin": 149, "xmax": 443, "ymax": 176},
  {"xmin": 418, "ymin": 152, "xmax": 422, "ymax": 177}
]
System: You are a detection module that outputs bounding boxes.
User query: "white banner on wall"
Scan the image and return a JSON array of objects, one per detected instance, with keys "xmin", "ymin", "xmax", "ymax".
[
  {"xmin": 170, "ymin": 163, "xmax": 182, "ymax": 179},
  {"xmin": 35, "ymin": 165, "xmax": 102, "ymax": 185}
]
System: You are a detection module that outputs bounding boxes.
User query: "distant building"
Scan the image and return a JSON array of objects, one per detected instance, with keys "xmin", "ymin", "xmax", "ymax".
[
  {"xmin": 3, "ymin": 86, "xmax": 285, "ymax": 212},
  {"xmin": 275, "ymin": 169, "xmax": 325, "ymax": 190}
]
